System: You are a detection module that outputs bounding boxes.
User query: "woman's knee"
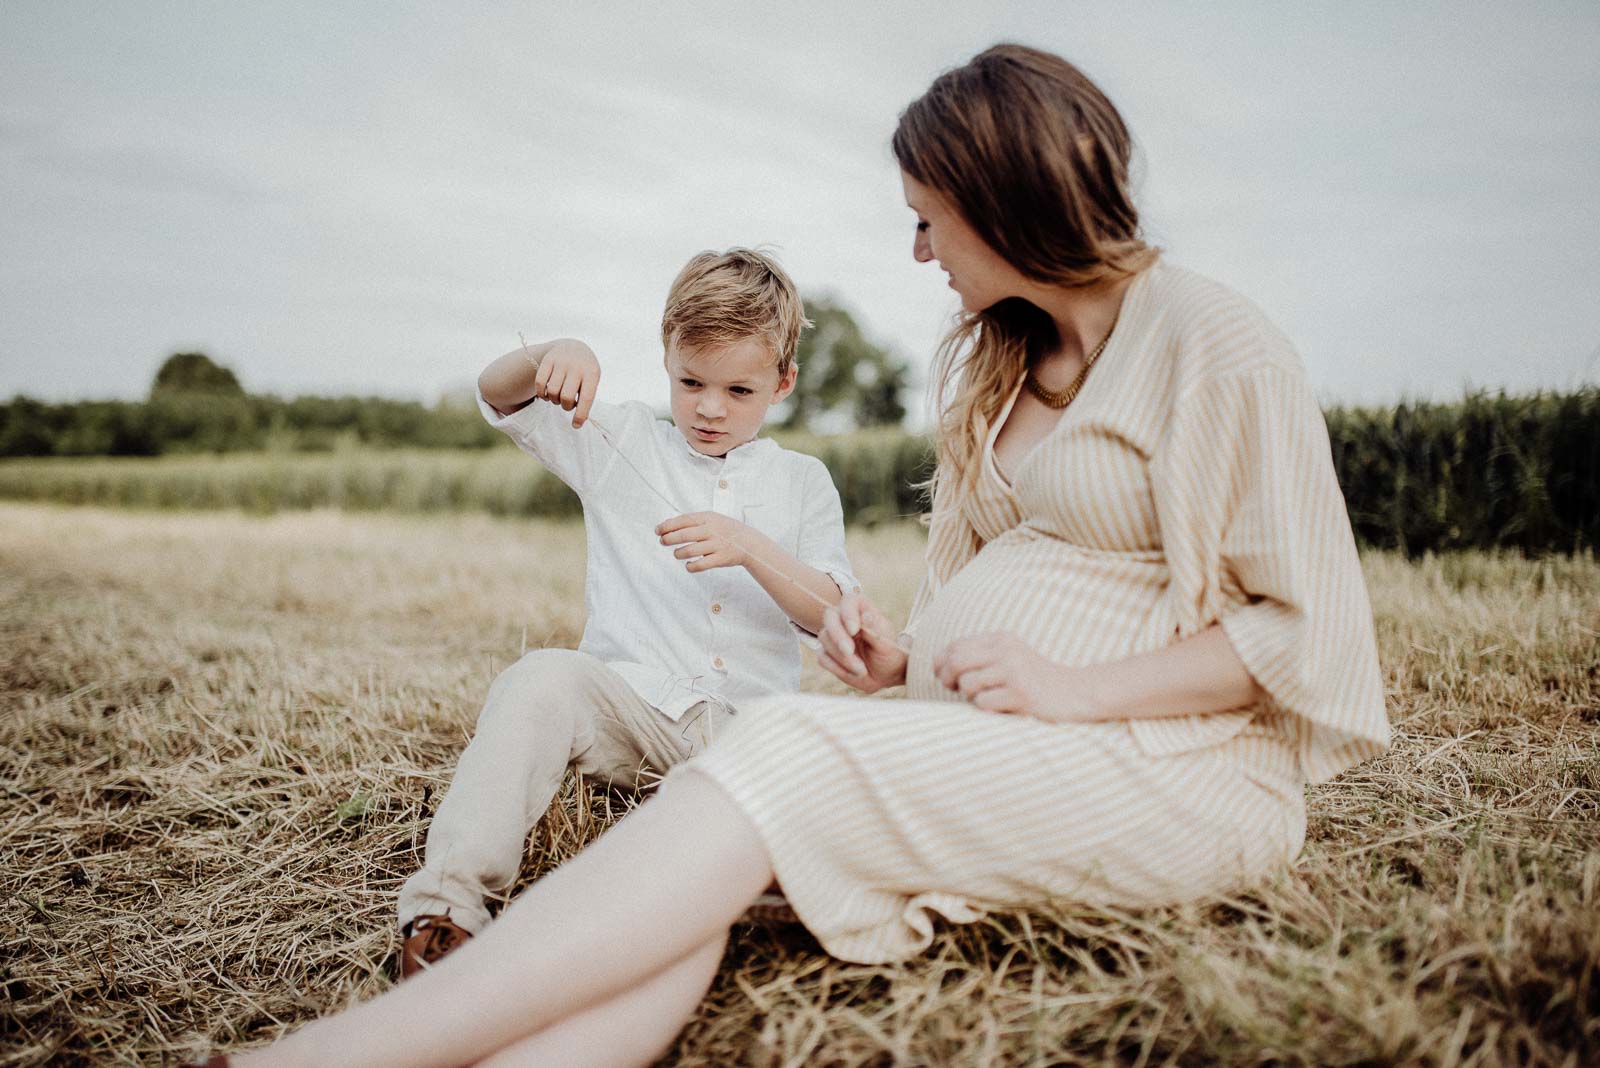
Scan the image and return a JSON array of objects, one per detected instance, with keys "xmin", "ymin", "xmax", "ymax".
[{"xmin": 719, "ymin": 693, "xmax": 849, "ymax": 739}]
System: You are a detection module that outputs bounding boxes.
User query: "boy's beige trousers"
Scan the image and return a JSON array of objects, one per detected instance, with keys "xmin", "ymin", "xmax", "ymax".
[{"xmin": 397, "ymin": 648, "xmax": 731, "ymax": 934}]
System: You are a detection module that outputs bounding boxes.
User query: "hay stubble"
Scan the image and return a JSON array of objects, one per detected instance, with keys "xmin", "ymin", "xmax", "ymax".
[{"xmin": 2, "ymin": 504, "xmax": 1595, "ymax": 1066}]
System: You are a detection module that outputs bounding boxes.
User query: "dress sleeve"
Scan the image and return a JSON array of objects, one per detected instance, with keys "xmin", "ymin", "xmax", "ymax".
[
  {"xmin": 900, "ymin": 467, "xmax": 984, "ymax": 648},
  {"xmin": 1155, "ymin": 366, "xmax": 1390, "ymax": 782},
  {"xmin": 476, "ymin": 391, "xmax": 621, "ymax": 494}
]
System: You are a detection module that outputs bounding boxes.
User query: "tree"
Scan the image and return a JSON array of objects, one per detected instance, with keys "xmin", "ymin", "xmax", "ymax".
[
  {"xmin": 150, "ymin": 352, "xmax": 244, "ymax": 398},
  {"xmin": 779, "ymin": 297, "xmax": 909, "ymax": 432}
]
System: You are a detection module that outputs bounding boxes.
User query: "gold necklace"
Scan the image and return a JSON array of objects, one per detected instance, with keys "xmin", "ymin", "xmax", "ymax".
[{"xmin": 1023, "ymin": 311, "xmax": 1119, "ymax": 410}]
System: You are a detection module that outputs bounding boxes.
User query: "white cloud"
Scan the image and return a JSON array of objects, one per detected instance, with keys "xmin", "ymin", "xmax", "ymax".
[{"xmin": 1, "ymin": 0, "xmax": 1596, "ymax": 412}]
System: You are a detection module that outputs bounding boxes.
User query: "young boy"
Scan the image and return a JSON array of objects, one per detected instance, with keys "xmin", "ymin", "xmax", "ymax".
[{"xmin": 396, "ymin": 248, "xmax": 859, "ymax": 975}]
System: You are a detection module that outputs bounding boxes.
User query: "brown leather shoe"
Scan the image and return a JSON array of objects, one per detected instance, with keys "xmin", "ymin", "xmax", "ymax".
[{"xmin": 400, "ymin": 914, "xmax": 473, "ymax": 978}]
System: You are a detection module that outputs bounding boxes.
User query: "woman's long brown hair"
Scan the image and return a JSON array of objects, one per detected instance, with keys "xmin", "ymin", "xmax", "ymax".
[{"xmin": 893, "ymin": 44, "xmax": 1158, "ymax": 506}]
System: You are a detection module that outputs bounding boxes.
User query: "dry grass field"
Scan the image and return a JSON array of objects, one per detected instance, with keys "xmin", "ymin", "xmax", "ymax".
[{"xmin": 2, "ymin": 502, "xmax": 1596, "ymax": 1067}]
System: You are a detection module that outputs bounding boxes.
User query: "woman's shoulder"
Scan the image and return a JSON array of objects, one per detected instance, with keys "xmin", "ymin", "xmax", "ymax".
[{"xmin": 1136, "ymin": 260, "xmax": 1305, "ymax": 390}]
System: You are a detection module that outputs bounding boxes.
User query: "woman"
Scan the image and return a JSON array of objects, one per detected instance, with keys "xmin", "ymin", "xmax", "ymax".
[{"xmin": 202, "ymin": 43, "xmax": 1388, "ymax": 1068}]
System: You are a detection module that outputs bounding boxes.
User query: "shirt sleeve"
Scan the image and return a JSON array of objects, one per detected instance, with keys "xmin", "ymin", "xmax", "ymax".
[
  {"xmin": 1155, "ymin": 365, "xmax": 1390, "ymax": 782},
  {"xmin": 786, "ymin": 458, "xmax": 860, "ymax": 642},
  {"xmin": 476, "ymin": 390, "xmax": 621, "ymax": 494}
]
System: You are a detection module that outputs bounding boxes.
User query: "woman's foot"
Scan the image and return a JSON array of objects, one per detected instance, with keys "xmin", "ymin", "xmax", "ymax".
[{"xmin": 399, "ymin": 914, "xmax": 473, "ymax": 978}]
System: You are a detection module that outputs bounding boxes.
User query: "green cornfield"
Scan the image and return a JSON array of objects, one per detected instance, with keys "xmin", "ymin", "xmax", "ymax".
[{"xmin": 1326, "ymin": 389, "xmax": 1599, "ymax": 554}]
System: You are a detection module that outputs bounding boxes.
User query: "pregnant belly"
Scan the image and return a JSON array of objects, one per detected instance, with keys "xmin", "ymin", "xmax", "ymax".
[{"xmin": 906, "ymin": 535, "xmax": 1174, "ymax": 702}]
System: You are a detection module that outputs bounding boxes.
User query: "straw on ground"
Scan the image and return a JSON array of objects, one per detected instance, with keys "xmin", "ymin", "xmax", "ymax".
[{"xmin": 1, "ymin": 503, "xmax": 1595, "ymax": 1066}]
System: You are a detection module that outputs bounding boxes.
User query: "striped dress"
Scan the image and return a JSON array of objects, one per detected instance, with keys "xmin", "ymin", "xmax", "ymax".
[{"xmin": 685, "ymin": 259, "xmax": 1390, "ymax": 964}]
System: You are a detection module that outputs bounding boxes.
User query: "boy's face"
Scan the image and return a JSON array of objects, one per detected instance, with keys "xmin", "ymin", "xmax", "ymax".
[{"xmin": 666, "ymin": 336, "xmax": 796, "ymax": 457}]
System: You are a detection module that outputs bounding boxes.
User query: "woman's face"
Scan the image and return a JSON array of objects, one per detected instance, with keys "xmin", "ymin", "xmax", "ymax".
[{"xmin": 902, "ymin": 171, "xmax": 1028, "ymax": 313}]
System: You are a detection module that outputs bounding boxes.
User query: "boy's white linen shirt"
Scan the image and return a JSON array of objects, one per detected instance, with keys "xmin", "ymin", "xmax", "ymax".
[{"xmin": 479, "ymin": 391, "xmax": 860, "ymax": 722}]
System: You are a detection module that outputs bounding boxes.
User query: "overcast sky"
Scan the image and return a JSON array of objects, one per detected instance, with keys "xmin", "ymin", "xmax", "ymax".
[{"xmin": 2, "ymin": 1, "xmax": 1597, "ymax": 417}]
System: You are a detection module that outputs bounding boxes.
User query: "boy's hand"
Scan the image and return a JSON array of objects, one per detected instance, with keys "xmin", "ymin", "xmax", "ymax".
[
  {"xmin": 532, "ymin": 339, "xmax": 601, "ymax": 428},
  {"xmin": 819, "ymin": 592, "xmax": 908, "ymax": 693},
  {"xmin": 656, "ymin": 512, "xmax": 752, "ymax": 573}
]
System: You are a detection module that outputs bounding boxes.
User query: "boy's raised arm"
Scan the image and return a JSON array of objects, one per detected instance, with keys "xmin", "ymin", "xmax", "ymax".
[
  {"xmin": 477, "ymin": 337, "xmax": 618, "ymax": 495},
  {"xmin": 479, "ymin": 338, "xmax": 600, "ymax": 428}
]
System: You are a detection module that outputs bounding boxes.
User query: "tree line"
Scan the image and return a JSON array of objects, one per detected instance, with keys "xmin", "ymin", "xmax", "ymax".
[
  {"xmin": 0, "ymin": 389, "xmax": 502, "ymax": 456},
  {"xmin": 3, "ymin": 350, "xmax": 1596, "ymax": 555},
  {"xmin": 2, "ymin": 298, "xmax": 912, "ymax": 457}
]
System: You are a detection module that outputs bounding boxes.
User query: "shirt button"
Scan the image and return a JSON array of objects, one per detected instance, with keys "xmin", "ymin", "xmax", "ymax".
[
  {"xmin": 711, "ymin": 602, "xmax": 722, "ymax": 614},
  {"xmin": 718, "ymin": 479, "xmax": 729, "ymax": 489},
  {"xmin": 713, "ymin": 656, "xmax": 725, "ymax": 670}
]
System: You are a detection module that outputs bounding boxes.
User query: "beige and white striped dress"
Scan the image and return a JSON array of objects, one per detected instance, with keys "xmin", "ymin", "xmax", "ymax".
[{"xmin": 685, "ymin": 259, "xmax": 1390, "ymax": 964}]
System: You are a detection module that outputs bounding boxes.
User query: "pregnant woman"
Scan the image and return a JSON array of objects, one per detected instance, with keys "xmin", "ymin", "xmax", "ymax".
[{"xmin": 201, "ymin": 43, "xmax": 1389, "ymax": 1068}]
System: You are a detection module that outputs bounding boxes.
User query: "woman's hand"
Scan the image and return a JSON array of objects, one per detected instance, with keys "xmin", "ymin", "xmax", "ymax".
[
  {"xmin": 818, "ymin": 592, "xmax": 908, "ymax": 693},
  {"xmin": 656, "ymin": 512, "xmax": 753, "ymax": 572},
  {"xmin": 932, "ymin": 633, "xmax": 1102, "ymax": 722}
]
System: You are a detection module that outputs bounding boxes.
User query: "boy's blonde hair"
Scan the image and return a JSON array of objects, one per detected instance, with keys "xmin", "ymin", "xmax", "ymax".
[{"xmin": 660, "ymin": 248, "xmax": 810, "ymax": 377}]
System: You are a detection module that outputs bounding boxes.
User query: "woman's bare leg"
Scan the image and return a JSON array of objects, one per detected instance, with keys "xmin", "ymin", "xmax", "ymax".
[
  {"xmin": 234, "ymin": 771, "xmax": 770, "ymax": 1068},
  {"xmin": 471, "ymin": 933, "xmax": 726, "ymax": 1068}
]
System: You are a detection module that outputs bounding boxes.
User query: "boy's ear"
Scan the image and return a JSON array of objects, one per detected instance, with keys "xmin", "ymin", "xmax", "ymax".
[{"xmin": 773, "ymin": 363, "xmax": 798, "ymax": 403}]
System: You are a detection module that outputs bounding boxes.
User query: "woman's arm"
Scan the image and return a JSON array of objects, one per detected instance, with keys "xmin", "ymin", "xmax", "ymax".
[{"xmin": 932, "ymin": 623, "xmax": 1263, "ymax": 724}]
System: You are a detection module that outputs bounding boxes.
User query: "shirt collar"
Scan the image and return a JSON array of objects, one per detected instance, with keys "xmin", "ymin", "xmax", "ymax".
[{"xmin": 671, "ymin": 428, "xmax": 776, "ymax": 466}]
